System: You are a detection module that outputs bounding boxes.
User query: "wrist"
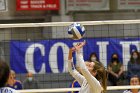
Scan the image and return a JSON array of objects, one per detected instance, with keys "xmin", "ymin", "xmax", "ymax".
[{"xmin": 71, "ymin": 47, "xmax": 76, "ymax": 52}]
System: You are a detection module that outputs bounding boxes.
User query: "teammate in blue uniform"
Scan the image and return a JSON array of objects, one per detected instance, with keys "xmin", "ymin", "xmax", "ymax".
[
  {"xmin": 0, "ymin": 60, "xmax": 20, "ymax": 93},
  {"xmin": 7, "ymin": 70, "xmax": 22, "ymax": 90}
]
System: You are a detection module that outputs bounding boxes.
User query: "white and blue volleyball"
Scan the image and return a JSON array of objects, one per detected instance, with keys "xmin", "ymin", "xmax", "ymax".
[{"xmin": 68, "ymin": 22, "xmax": 85, "ymax": 40}]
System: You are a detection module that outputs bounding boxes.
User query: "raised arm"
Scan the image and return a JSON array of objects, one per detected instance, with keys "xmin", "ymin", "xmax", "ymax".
[
  {"xmin": 76, "ymin": 53, "xmax": 102, "ymax": 91},
  {"xmin": 74, "ymin": 41, "xmax": 102, "ymax": 92},
  {"xmin": 68, "ymin": 48, "xmax": 85, "ymax": 86}
]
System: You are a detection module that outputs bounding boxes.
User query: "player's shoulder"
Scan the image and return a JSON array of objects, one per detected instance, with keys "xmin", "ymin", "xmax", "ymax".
[
  {"xmin": 0, "ymin": 87, "xmax": 20, "ymax": 93},
  {"xmin": 16, "ymin": 80, "xmax": 22, "ymax": 83}
]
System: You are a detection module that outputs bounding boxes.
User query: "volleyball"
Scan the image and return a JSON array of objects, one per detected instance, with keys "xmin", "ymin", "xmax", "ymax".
[{"xmin": 68, "ymin": 22, "xmax": 85, "ymax": 40}]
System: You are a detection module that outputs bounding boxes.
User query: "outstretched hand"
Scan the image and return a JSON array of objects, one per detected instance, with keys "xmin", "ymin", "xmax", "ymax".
[
  {"xmin": 71, "ymin": 40, "xmax": 86, "ymax": 52},
  {"xmin": 68, "ymin": 40, "xmax": 86, "ymax": 60}
]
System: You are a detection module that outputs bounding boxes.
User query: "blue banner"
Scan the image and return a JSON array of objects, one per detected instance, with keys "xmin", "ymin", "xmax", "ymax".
[{"xmin": 10, "ymin": 38, "xmax": 140, "ymax": 73}]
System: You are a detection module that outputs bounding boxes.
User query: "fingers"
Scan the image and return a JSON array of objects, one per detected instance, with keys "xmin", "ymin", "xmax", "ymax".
[
  {"xmin": 76, "ymin": 41, "xmax": 86, "ymax": 48},
  {"xmin": 71, "ymin": 47, "xmax": 76, "ymax": 52}
]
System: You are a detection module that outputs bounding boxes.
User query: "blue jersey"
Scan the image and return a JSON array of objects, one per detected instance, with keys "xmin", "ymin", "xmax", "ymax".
[
  {"xmin": 68, "ymin": 80, "xmax": 81, "ymax": 93},
  {"xmin": 7, "ymin": 80, "xmax": 22, "ymax": 90}
]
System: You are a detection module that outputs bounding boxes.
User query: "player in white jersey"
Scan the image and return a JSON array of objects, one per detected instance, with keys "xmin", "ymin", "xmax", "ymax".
[
  {"xmin": 0, "ymin": 60, "xmax": 20, "ymax": 93},
  {"xmin": 68, "ymin": 41, "xmax": 107, "ymax": 93}
]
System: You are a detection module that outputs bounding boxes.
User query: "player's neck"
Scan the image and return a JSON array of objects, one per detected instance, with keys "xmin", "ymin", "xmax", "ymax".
[{"xmin": 131, "ymin": 89, "xmax": 139, "ymax": 93}]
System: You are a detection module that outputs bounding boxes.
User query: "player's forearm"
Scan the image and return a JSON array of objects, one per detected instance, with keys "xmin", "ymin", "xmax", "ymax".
[
  {"xmin": 76, "ymin": 53, "xmax": 102, "ymax": 90},
  {"xmin": 76, "ymin": 53, "xmax": 87, "ymax": 70},
  {"xmin": 68, "ymin": 60, "xmax": 75, "ymax": 73},
  {"xmin": 68, "ymin": 49, "xmax": 73, "ymax": 60},
  {"xmin": 68, "ymin": 49, "xmax": 77, "ymax": 75},
  {"xmin": 68, "ymin": 60, "xmax": 84, "ymax": 86}
]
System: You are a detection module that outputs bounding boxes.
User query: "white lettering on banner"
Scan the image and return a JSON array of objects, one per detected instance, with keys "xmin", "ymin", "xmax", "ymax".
[
  {"xmin": 97, "ymin": 42, "xmax": 109, "ymax": 67},
  {"xmin": 25, "ymin": 43, "xmax": 45, "ymax": 74},
  {"xmin": 20, "ymin": 1, "xmax": 28, "ymax": 4},
  {"xmin": 23, "ymin": 40, "xmax": 140, "ymax": 73},
  {"xmin": 30, "ymin": 1, "xmax": 45, "ymax": 4},
  {"xmin": 31, "ymin": 5, "xmax": 42, "ymax": 8},
  {"xmin": 120, "ymin": 41, "xmax": 140, "ymax": 70},
  {"xmin": 21, "ymin": 5, "xmax": 28, "ymax": 9},
  {"xmin": 49, "ymin": 42, "xmax": 69, "ymax": 73}
]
